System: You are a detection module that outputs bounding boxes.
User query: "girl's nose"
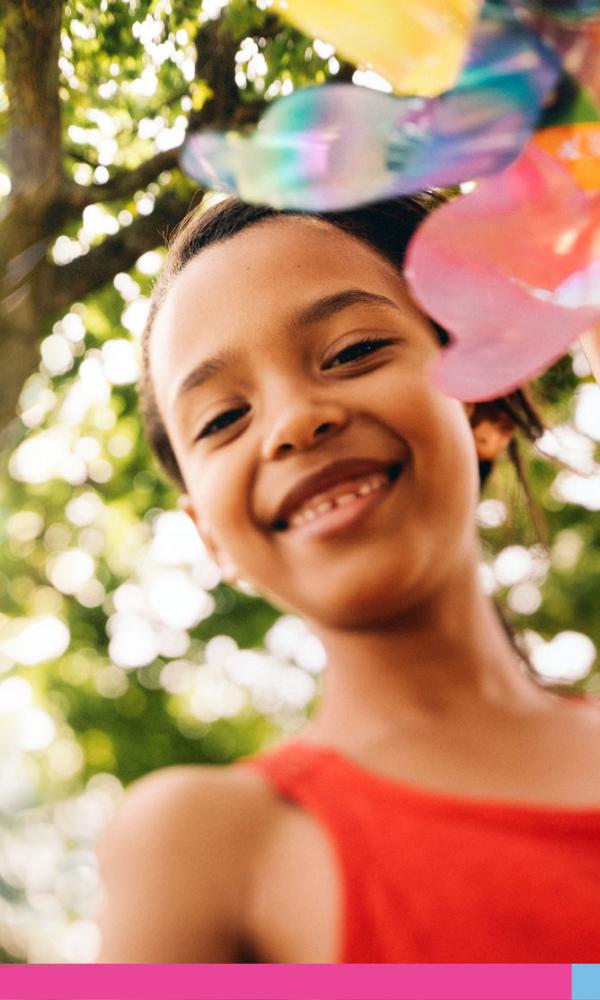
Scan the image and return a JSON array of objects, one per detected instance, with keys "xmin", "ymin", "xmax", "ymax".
[{"xmin": 261, "ymin": 400, "xmax": 350, "ymax": 461}]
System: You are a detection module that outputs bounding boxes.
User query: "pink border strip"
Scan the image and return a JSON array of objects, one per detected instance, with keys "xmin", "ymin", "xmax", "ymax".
[{"xmin": 0, "ymin": 963, "xmax": 571, "ymax": 1000}]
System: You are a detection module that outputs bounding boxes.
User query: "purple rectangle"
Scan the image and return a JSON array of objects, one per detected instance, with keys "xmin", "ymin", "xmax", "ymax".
[{"xmin": 0, "ymin": 963, "xmax": 572, "ymax": 1000}]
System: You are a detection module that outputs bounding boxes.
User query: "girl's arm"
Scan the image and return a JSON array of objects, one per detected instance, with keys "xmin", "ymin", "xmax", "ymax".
[
  {"xmin": 95, "ymin": 764, "xmax": 263, "ymax": 962},
  {"xmin": 581, "ymin": 327, "xmax": 600, "ymax": 385}
]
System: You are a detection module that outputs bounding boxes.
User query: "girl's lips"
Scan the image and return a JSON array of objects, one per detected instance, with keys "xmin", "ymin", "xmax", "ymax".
[
  {"xmin": 272, "ymin": 458, "xmax": 402, "ymax": 530},
  {"xmin": 284, "ymin": 466, "xmax": 402, "ymax": 541}
]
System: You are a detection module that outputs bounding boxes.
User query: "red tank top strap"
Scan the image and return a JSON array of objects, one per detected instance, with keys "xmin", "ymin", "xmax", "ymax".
[
  {"xmin": 236, "ymin": 740, "xmax": 334, "ymax": 802},
  {"xmin": 236, "ymin": 740, "xmax": 396, "ymax": 962}
]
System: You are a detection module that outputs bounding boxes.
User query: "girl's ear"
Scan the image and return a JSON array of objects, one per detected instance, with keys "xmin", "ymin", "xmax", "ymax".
[
  {"xmin": 464, "ymin": 401, "xmax": 516, "ymax": 461},
  {"xmin": 177, "ymin": 495, "xmax": 241, "ymax": 583}
]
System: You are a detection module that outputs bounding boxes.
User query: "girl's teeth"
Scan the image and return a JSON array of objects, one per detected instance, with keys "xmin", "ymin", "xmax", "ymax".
[
  {"xmin": 289, "ymin": 473, "xmax": 390, "ymax": 528},
  {"xmin": 315, "ymin": 501, "xmax": 334, "ymax": 515}
]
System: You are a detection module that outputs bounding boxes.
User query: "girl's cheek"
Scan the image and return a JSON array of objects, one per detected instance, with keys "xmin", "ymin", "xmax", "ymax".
[
  {"xmin": 380, "ymin": 378, "xmax": 448, "ymax": 441},
  {"xmin": 202, "ymin": 472, "xmax": 251, "ymax": 539}
]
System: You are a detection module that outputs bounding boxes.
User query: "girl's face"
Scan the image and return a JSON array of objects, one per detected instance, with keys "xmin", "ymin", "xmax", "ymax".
[{"xmin": 150, "ymin": 216, "xmax": 482, "ymax": 629}]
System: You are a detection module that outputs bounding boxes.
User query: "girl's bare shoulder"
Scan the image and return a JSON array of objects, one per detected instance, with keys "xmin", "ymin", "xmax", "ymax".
[
  {"xmin": 536, "ymin": 690, "xmax": 600, "ymax": 790},
  {"xmin": 552, "ymin": 689, "xmax": 600, "ymax": 725},
  {"xmin": 95, "ymin": 759, "xmax": 287, "ymax": 962},
  {"xmin": 99, "ymin": 758, "xmax": 283, "ymax": 850}
]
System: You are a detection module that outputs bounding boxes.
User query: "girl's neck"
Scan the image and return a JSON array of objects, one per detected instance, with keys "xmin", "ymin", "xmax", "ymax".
[{"xmin": 304, "ymin": 560, "xmax": 554, "ymax": 749}]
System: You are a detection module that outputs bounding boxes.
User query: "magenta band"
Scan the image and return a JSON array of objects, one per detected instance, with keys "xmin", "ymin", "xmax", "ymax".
[{"xmin": 0, "ymin": 963, "xmax": 572, "ymax": 999}]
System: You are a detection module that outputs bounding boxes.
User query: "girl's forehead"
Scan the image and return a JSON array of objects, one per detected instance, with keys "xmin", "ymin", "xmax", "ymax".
[{"xmin": 159, "ymin": 216, "xmax": 406, "ymax": 331}]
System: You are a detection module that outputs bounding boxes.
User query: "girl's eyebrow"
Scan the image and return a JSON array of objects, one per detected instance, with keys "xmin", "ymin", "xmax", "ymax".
[
  {"xmin": 173, "ymin": 345, "xmax": 242, "ymax": 412},
  {"xmin": 291, "ymin": 288, "xmax": 403, "ymax": 328},
  {"xmin": 173, "ymin": 288, "xmax": 402, "ymax": 410}
]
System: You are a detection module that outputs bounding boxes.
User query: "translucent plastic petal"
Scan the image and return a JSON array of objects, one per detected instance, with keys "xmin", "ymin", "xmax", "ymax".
[
  {"xmin": 180, "ymin": 19, "xmax": 560, "ymax": 211},
  {"xmin": 534, "ymin": 122, "xmax": 600, "ymax": 189},
  {"xmin": 271, "ymin": 0, "xmax": 482, "ymax": 97},
  {"xmin": 404, "ymin": 144, "xmax": 600, "ymax": 400}
]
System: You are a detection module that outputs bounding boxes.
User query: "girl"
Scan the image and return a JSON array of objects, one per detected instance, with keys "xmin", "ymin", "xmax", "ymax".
[{"xmin": 96, "ymin": 194, "xmax": 600, "ymax": 964}]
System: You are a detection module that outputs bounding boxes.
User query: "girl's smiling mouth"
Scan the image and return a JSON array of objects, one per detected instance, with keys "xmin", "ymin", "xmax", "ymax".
[{"xmin": 273, "ymin": 462, "xmax": 403, "ymax": 540}]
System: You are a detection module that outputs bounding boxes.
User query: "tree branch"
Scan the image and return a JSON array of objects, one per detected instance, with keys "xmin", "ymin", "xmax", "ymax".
[
  {"xmin": 60, "ymin": 10, "xmax": 269, "ymax": 219},
  {"xmin": 65, "ymin": 147, "xmax": 182, "ymax": 213},
  {"xmin": 48, "ymin": 188, "xmax": 200, "ymax": 312},
  {"xmin": 189, "ymin": 15, "xmax": 241, "ymax": 131}
]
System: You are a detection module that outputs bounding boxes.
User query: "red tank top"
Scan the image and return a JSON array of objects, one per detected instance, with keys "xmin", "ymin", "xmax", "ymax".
[{"xmin": 238, "ymin": 739, "xmax": 600, "ymax": 962}]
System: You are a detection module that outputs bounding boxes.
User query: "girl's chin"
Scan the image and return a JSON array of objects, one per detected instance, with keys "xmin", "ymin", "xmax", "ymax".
[{"xmin": 295, "ymin": 579, "xmax": 424, "ymax": 630}]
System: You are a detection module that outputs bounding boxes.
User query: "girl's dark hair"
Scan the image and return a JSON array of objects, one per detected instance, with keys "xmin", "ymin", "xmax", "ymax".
[{"xmin": 139, "ymin": 192, "xmax": 549, "ymax": 677}]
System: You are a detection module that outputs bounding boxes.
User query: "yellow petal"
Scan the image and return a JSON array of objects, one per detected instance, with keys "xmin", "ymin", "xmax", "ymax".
[{"xmin": 273, "ymin": 0, "xmax": 482, "ymax": 97}]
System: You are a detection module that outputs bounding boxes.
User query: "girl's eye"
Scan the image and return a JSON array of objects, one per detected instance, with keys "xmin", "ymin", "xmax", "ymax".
[
  {"xmin": 197, "ymin": 405, "xmax": 250, "ymax": 440},
  {"xmin": 327, "ymin": 336, "xmax": 394, "ymax": 369}
]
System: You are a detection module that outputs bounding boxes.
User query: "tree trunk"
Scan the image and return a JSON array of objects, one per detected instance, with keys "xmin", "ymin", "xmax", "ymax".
[{"xmin": 1, "ymin": 0, "xmax": 65, "ymax": 431}]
